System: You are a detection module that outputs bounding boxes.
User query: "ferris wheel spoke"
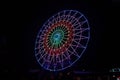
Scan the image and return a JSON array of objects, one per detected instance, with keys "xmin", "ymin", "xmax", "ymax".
[
  {"xmin": 74, "ymin": 37, "xmax": 80, "ymax": 41},
  {"xmin": 58, "ymin": 13, "xmax": 61, "ymax": 22},
  {"xmin": 47, "ymin": 17, "xmax": 53, "ymax": 24},
  {"xmin": 62, "ymin": 52, "xmax": 68, "ymax": 60},
  {"xmin": 59, "ymin": 53, "xmax": 63, "ymax": 68},
  {"xmin": 64, "ymin": 52, "xmax": 70, "ymax": 61},
  {"xmin": 35, "ymin": 47, "xmax": 44, "ymax": 53},
  {"xmin": 72, "ymin": 39, "xmax": 79, "ymax": 44},
  {"xmin": 35, "ymin": 53, "xmax": 41, "ymax": 60},
  {"xmin": 47, "ymin": 49, "xmax": 53, "ymax": 63},
  {"xmin": 72, "ymin": 20, "xmax": 80, "ymax": 26},
  {"xmin": 55, "ymin": 54, "xmax": 62, "ymax": 69},
  {"xmin": 63, "ymin": 13, "xmax": 68, "ymax": 21},
  {"xmin": 72, "ymin": 12, "xmax": 78, "ymax": 17},
  {"xmin": 52, "ymin": 16, "xmax": 56, "ymax": 23},
  {"xmin": 69, "ymin": 16, "xmax": 75, "ymax": 23},
  {"xmin": 74, "ymin": 31, "xmax": 82, "ymax": 35},
  {"xmin": 35, "ymin": 47, "xmax": 44, "ymax": 56},
  {"xmin": 77, "ymin": 14, "xmax": 84, "ymax": 20},
  {"xmin": 66, "ymin": 51, "xmax": 72, "ymax": 64},
  {"xmin": 54, "ymin": 17, "xmax": 58, "ymax": 24},
  {"xmin": 59, "ymin": 16, "xmax": 63, "ymax": 21},
  {"xmin": 61, "ymin": 11, "xmax": 66, "ymax": 21},
  {"xmin": 55, "ymin": 13, "xmax": 60, "ymax": 22},
  {"xmin": 35, "ymin": 45, "xmax": 44, "ymax": 51},
  {"xmin": 73, "ymin": 23, "xmax": 81, "ymax": 29},
  {"xmin": 57, "ymin": 54, "xmax": 63, "ymax": 68},
  {"xmin": 68, "ymin": 47, "xmax": 80, "ymax": 58},
  {"xmin": 73, "ymin": 34, "xmax": 80, "ymax": 37},
  {"xmin": 35, "ymin": 40, "xmax": 44, "ymax": 46},
  {"xmin": 66, "ymin": 13, "xmax": 73, "ymax": 22},
  {"xmin": 36, "ymin": 36, "xmax": 41, "ymax": 40},
  {"xmin": 64, "ymin": 15, "xmax": 70, "ymax": 22},
  {"xmin": 46, "ymin": 53, "xmax": 51, "ymax": 62},
  {"xmin": 37, "ymin": 52, "xmax": 46, "ymax": 66},
  {"xmin": 44, "ymin": 25, "xmax": 50, "ymax": 30},
  {"xmin": 61, "ymin": 16, "xmax": 66, "ymax": 21},
  {"xmin": 81, "ymin": 28, "xmax": 90, "ymax": 32},
  {"xmin": 51, "ymin": 55, "xmax": 57, "ymax": 70},
  {"xmin": 74, "ymin": 33, "xmax": 88, "ymax": 38},
  {"xmin": 78, "ymin": 43, "xmax": 86, "ymax": 49},
  {"xmin": 80, "ymin": 20, "xmax": 88, "ymax": 25},
  {"xmin": 63, "ymin": 15, "xmax": 68, "ymax": 22},
  {"xmin": 81, "ymin": 35, "xmax": 89, "ymax": 39},
  {"xmin": 71, "ymin": 44, "xmax": 79, "ymax": 49},
  {"xmin": 48, "ymin": 54, "xmax": 53, "ymax": 65},
  {"xmin": 74, "ymin": 28, "xmax": 89, "ymax": 35},
  {"xmin": 71, "ymin": 18, "xmax": 78, "ymax": 25},
  {"xmin": 35, "ymin": 40, "xmax": 43, "ymax": 44},
  {"xmin": 45, "ymin": 54, "xmax": 51, "ymax": 69},
  {"xmin": 73, "ymin": 40, "xmax": 86, "ymax": 48},
  {"xmin": 47, "ymin": 21, "xmax": 53, "ymax": 27},
  {"xmin": 67, "ymin": 10, "xmax": 72, "ymax": 16},
  {"xmin": 41, "ymin": 58, "xmax": 47, "ymax": 67},
  {"xmin": 39, "ymin": 51, "xmax": 47, "ymax": 60},
  {"xmin": 36, "ymin": 34, "xmax": 44, "ymax": 39},
  {"xmin": 50, "ymin": 54, "xmax": 55, "ymax": 65}
]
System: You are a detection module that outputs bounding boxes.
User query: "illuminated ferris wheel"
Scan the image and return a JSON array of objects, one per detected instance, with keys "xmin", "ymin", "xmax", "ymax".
[{"xmin": 35, "ymin": 10, "xmax": 90, "ymax": 71}]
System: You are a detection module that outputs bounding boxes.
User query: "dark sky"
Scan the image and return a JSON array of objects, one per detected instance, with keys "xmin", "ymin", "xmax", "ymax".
[{"xmin": 1, "ymin": 0, "xmax": 118, "ymax": 79}]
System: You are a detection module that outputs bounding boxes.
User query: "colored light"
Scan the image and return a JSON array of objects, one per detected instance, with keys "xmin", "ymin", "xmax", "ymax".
[{"xmin": 35, "ymin": 10, "xmax": 90, "ymax": 71}]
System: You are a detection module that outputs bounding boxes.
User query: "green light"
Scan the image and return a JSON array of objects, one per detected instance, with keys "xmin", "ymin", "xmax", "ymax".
[
  {"xmin": 47, "ymin": 26, "xmax": 68, "ymax": 49},
  {"xmin": 50, "ymin": 29, "xmax": 64, "ymax": 48}
]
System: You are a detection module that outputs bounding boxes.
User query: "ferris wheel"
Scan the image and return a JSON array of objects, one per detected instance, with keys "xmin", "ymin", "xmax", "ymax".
[{"xmin": 35, "ymin": 10, "xmax": 90, "ymax": 71}]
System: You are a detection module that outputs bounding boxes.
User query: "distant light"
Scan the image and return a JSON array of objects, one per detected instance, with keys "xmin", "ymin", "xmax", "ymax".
[
  {"xmin": 113, "ymin": 75, "xmax": 115, "ymax": 77},
  {"xmin": 117, "ymin": 76, "xmax": 120, "ymax": 80},
  {"xmin": 67, "ymin": 72, "xmax": 70, "ymax": 75},
  {"xmin": 109, "ymin": 68, "xmax": 120, "ymax": 72}
]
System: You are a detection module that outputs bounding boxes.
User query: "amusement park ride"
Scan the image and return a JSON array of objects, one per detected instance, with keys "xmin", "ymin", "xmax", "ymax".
[{"xmin": 34, "ymin": 10, "xmax": 90, "ymax": 71}]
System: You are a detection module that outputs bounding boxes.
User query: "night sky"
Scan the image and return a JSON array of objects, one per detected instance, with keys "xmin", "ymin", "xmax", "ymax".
[{"xmin": 1, "ymin": 0, "xmax": 119, "ymax": 79}]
